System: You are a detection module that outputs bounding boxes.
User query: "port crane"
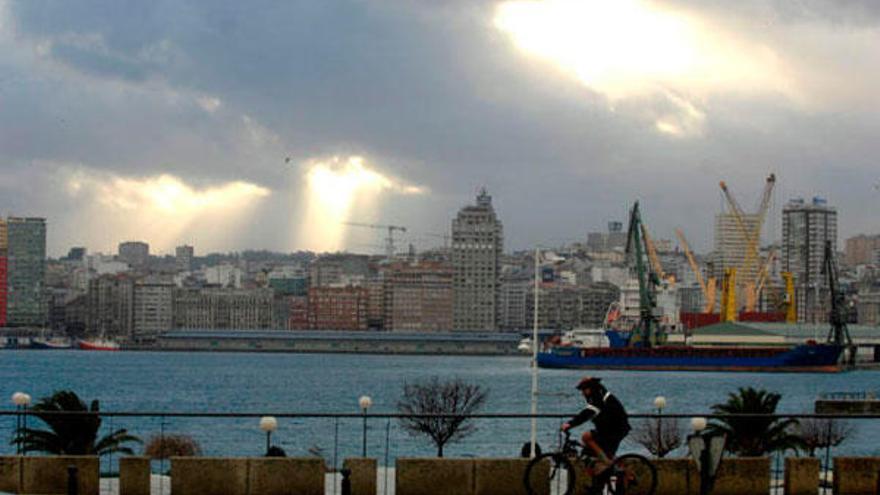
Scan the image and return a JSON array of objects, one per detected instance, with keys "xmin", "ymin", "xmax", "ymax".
[
  {"xmin": 718, "ymin": 174, "xmax": 776, "ymax": 312},
  {"xmin": 344, "ymin": 222, "xmax": 407, "ymax": 259},
  {"xmin": 674, "ymin": 228, "xmax": 716, "ymax": 313},
  {"xmin": 625, "ymin": 202, "xmax": 663, "ymax": 348}
]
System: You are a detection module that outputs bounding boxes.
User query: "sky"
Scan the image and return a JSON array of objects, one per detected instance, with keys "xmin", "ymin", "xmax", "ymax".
[{"xmin": 0, "ymin": 0, "xmax": 878, "ymax": 257}]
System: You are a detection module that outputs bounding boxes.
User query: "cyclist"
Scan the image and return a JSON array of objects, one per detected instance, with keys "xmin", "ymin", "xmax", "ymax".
[{"xmin": 561, "ymin": 377, "xmax": 631, "ymax": 467}]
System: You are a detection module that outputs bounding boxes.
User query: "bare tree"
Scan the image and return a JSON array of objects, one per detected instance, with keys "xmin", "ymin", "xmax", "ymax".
[
  {"xmin": 631, "ymin": 417, "xmax": 682, "ymax": 458},
  {"xmin": 797, "ymin": 418, "xmax": 854, "ymax": 457},
  {"xmin": 396, "ymin": 377, "xmax": 488, "ymax": 457},
  {"xmin": 144, "ymin": 434, "xmax": 202, "ymax": 459}
]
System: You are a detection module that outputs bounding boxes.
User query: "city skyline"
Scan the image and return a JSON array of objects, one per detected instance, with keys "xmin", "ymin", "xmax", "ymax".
[{"xmin": 0, "ymin": 1, "xmax": 878, "ymax": 257}]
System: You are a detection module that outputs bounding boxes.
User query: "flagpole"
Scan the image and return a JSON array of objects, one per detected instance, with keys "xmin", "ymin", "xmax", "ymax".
[{"xmin": 530, "ymin": 246, "xmax": 540, "ymax": 457}]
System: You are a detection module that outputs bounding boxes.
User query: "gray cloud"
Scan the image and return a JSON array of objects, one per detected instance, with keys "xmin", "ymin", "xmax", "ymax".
[{"xmin": 1, "ymin": 0, "xmax": 879, "ymax": 256}]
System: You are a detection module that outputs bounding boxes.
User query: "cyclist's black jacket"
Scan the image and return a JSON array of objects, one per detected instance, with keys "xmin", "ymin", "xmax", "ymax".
[{"xmin": 568, "ymin": 391, "xmax": 631, "ymax": 438}]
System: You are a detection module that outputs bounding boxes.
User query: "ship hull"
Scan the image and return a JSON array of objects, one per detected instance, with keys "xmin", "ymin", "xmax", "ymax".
[
  {"xmin": 77, "ymin": 340, "xmax": 121, "ymax": 351},
  {"xmin": 537, "ymin": 344, "xmax": 844, "ymax": 373},
  {"xmin": 30, "ymin": 339, "xmax": 73, "ymax": 350}
]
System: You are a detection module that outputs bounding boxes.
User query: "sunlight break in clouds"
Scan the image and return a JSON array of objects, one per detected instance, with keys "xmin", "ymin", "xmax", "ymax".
[
  {"xmin": 64, "ymin": 170, "xmax": 270, "ymax": 253},
  {"xmin": 494, "ymin": 0, "xmax": 791, "ymax": 136},
  {"xmin": 296, "ymin": 156, "xmax": 426, "ymax": 252}
]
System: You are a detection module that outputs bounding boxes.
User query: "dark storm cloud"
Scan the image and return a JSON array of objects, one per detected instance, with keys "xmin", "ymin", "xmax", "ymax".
[{"xmin": 1, "ymin": 0, "xmax": 879, "ymax": 255}]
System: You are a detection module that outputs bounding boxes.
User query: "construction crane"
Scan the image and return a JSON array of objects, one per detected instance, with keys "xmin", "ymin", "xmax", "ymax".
[
  {"xmin": 624, "ymin": 202, "xmax": 662, "ymax": 348},
  {"xmin": 344, "ymin": 222, "xmax": 407, "ymax": 259},
  {"xmin": 781, "ymin": 272, "xmax": 796, "ymax": 323},
  {"xmin": 674, "ymin": 228, "xmax": 715, "ymax": 313},
  {"xmin": 640, "ymin": 224, "xmax": 672, "ymax": 285},
  {"xmin": 748, "ymin": 250, "xmax": 777, "ymax": 312},
  {"xmin": 822, "ymin": 240, "xmax": 852, "ymax": 349},
  {"xmin": 718, "ymin": 174, "xmax": 776, "ymax": 308},
  {"xmin": 719, "ymin": 268, "xmax": 737, "ymax": 322}
]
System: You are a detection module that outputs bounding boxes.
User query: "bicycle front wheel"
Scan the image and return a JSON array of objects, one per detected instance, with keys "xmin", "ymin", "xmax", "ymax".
[
  {"xmin": 607, "ymin": 454, "xmax": 657, "ymax": 495},
  {"xmin": 524, "ymin": 453, "xmax": 576, "ymax": 495}
]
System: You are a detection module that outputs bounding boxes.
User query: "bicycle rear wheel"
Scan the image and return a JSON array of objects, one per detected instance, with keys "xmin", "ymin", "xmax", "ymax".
[
  {"xmin": 607, "ymin": 454, "xmax": 657, "ymax": 495},
  {"xmin": 524, "ymin": 453, "xmax": 576, "ymax": 495}
]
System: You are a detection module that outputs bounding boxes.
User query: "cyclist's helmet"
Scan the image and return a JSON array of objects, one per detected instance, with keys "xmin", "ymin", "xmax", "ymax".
[{"xmin": 575, "ymin": 376, "xmax": 602, "ymax": 391}]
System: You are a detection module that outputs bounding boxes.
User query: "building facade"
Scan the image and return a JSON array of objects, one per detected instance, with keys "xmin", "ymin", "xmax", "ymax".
[
  {"xmin": 307, "ymin": 286, "xmax": 369, "ymax": 330},
  {"xmin": 0, "ymin": 219, "xmax": 6, "ymax": 327},
  {"xmin": 782, "ymin": 197, "xmax": 837, "ymax": 322},
  {"xmin": 175, "ymin": 245, "xmax": 194, "ymax": 272},
  {"xmin": 713, "ymin": 212, "xmax": 760, "ymax": 281},
  {"xmin": 383, "ymin": 261, "xmax": 453, "ymax": 331},
  {"xmin": 132, "ymin": 275, "xmax": 174, "ymax": 340},
  {"xmin": 173, "ymin": 288, "xmax": 274, "ymax": 330},
  {"xmin": 309, "ymin": 254, "xmax": 371, "ymax": 288},
  {"xmin": 452, "ymin": 189, "xmax": 503, "ymax": 331},
  {"xmin": 87, "ymin": 274, "xmax": 134, "ymax": 338},
  {"xmin": 844, "ymin": 234, "xmax": 880, "ymax": 267},
  {"xmin": 6, "ymin": 217, "xmax": 47, "ymax": 327},
  {"xmin": 118, "ymin": 241, "xmax": 150, "ymax": 269}
]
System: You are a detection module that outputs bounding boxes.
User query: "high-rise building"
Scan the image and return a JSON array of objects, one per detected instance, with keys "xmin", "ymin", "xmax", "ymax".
[
  {"xmin": 383, "ymin": 261, "xmax": 453, "ymax": 331},
  {"xmin": 452, "ymin": 188, "xmax": 503, "ymax": 331},
  {"xmin": 0, "ymin": 219, "xmax": 7, "ymax": 327},
  {"xmin": 175, "ymin": 245, "xmax": 194, "ymax": 272},
  {"xmin": 713, "ymin": 212, "xmax": 760, "ymax": 281},
  {"xmin": 6, "ymin": 217, "xmax": 47, "ymax": 327},
  {"xmin": 87, "ymin": 274, "xmax": 134, "ymax": 338},
  {"xmin": 132, "ymin": 275, "xmax": 174, "ymax": 341},
  {"xmin": 118, "ymin": 241, "xmax": 150, "ymax": 268},
  {"xmin": 586, "ymin": 221, "xmax": 627, "ymax": 252},
  {"xmin": 782, "ymin": 197, "xmax": 837, "ymax": 322}
]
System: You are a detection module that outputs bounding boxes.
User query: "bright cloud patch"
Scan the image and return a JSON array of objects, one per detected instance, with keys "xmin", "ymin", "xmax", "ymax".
[
  {"xmin": 494, "ymin": 0, "xmax": 791, "ymax": 136},
  {"xmin": 64, "ymin": 169, "xmax": 270, "ymax": 252},
  {"xmin": 296, "ymin": 155, "xmax": 425, "ymax": 252}
]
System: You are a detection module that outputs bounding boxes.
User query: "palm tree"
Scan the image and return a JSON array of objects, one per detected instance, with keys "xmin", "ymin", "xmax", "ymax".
[
  {"xmin": 12, "ymin": 390, "xmax": 141, "ymax": 456},
  {"xmin": 708, "ymin": 387, "xmax": 800, "ymax": 456}
]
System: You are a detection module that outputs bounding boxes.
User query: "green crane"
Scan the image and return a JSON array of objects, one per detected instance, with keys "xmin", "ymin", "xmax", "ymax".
[{"xmin": 624, "ymin": 202, "xmax": 663, "ymax": 348}]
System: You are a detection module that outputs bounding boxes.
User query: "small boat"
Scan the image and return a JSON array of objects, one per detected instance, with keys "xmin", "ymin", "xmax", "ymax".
[
  {"xmin": 77, "ymin": 338, "xmax": 121, "ymax": 351},
  {"xmin": 30, "ymin": 337, "xmax": 73, "ymax": 350}
]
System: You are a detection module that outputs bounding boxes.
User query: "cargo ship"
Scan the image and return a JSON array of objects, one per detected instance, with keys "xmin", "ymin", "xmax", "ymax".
[
  {"xmin": 536, "ymin": 202, "xmax": 851, "ymax": 373},
  {"xmin": 537, "ymin": 331, "xmax": 844, "ymax": 372}
]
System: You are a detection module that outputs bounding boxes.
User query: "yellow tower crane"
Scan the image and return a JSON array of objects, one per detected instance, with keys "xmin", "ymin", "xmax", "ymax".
[
  {"xmin": 718, "ymin": 174, "xmax": 776, "ymax": 312},
  {"xmin": 719, "ymin": 268, "xmax": 737, "ymax": 322}
]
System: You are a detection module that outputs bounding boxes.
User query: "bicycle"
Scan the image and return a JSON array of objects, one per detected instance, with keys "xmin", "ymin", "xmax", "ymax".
[{"xmin": 523, "ymin": 431, "xmax": 657, "ymax": 495}]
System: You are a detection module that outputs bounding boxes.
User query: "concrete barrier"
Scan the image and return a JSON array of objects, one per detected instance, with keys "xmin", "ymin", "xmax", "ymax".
[
  {"xmin": 396, "ymin": 458, "xmax": 475, "ymax": 495},
  {"xmin": 833, "ymin": 457, "xmax": 880, "ymax": 495},
  {"xmin": 248, "ymin": 457, "xmax": 324, "ymax": 495},
  {"xmin": 171, "ymin": 457, "xmax": 249, "ymax": 495},
  {"xmin": 654, "ymin": 458, "xmax": 698, "ymax": 495},
  {"xmin": 119, "ymin": 456, "xmax": 151, "ymax": 495},
  {"xmin": 785, "ymin": 457, "xmax": 819, "ymax": 495},
  {"xmin": 0, "ymin": 456, "xmax": 21, "ymax": 493},
  {"xmin": 473, "ymin": 458, "xmax": 534, "ymax": 495},
  {"xmin": 712, "ymin": 457, "xmax": 770, "ymax": 495},
  {"xmin": 21, "ymin": 455, "xmax": 100, "ymax": 495},
  {"xmin": 343, "ymin": 457, "xmax": 377, "ymax": 495}
]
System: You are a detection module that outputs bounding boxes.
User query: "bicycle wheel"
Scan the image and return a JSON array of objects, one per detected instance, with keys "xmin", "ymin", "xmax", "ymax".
[
  {"xmin": 524, "ymin": 453, "xmax": 576, "ymax": 495},
  {"xmin": 606, "ymin": 454, "xmax": 657, "ymax": 495}
]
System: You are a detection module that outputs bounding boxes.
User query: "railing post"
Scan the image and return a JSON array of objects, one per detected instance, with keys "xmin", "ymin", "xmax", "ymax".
[
  {"xmin": 67, "ymin": 464, "xmax": 79, "ymax": 495},
  {"xmin": 340, "ymin": 468, "xmax": 352, "ymax": 495}
]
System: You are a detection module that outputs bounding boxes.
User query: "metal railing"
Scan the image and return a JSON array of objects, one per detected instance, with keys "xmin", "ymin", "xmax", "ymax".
[{"xmin": 3, "ymin": 410, "xmax": 877, "ymax": 495}]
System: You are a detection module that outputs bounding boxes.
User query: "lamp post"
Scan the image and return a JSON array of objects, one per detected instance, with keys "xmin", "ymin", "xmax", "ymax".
[
  {"xmin": 654, "ymin": 396, "xmax": 666, "ymax": 457},
  {"xmin": 259, "ymin": 416, "xmax": 278, "ymax": 455},
  {"xmin": 688, "ymin": 417, "xmax": 725, "ymax": 495},
  {"xmin": 529, "ymin": 247, "xmax": 540, "ymax": 458},
  {"xmin": 11, "ymin": 392, "xmax": 31, "ymax": 455},
  {"xmin": 359, "ymin": 395, "xmax": 372, "ymax": 457}
]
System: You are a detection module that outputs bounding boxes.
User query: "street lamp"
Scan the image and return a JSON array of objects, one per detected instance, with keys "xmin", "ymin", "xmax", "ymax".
[
  {"xmin": 654, "ymin": 396, "xmax": 666, "ymax": 457},
  {"xmin": 11, "ymin": 392, "xmax": 31, "ymax": 455},
  {"xmin": 259, "ymin": 416, "xmax": 278, "ymax": 455},
  {"xmin": 688, "ymin": 417, "xmax": 725, "ymax": 495},
  {"xmin": 359, "ymin": 395, "xmax": 372, "ymax": 457}
]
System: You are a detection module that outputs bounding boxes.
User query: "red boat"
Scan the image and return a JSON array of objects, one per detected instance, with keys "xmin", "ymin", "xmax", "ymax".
[{"xmin": 77, "ymin": 339, "xmax": 121, "ymax": 351}]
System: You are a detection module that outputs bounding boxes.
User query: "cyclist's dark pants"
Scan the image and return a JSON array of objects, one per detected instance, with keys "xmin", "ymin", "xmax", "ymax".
[{"xmin": 592, "ymin": 429, "xmax": 626, "ymax": 458}]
